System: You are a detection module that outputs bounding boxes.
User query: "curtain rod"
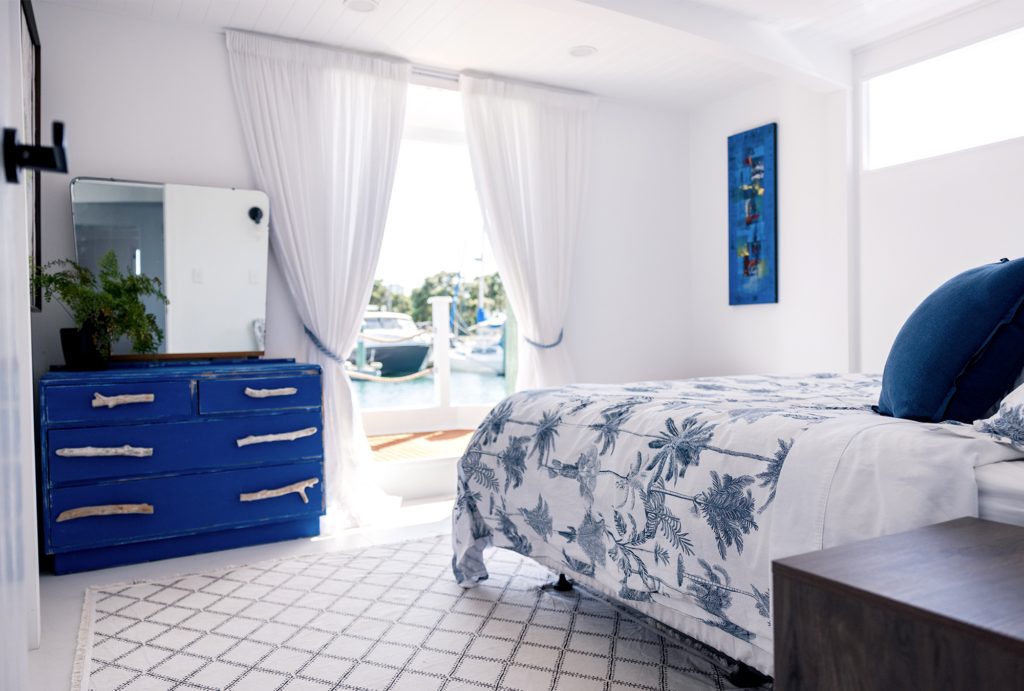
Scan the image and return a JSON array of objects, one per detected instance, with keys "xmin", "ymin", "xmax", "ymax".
[
  {"xmin": 218, "ymin": 29, "xmax": 461, "ymax": 84},
  {"xmin": 411, "ymin": 64, "xmax": 460, "ymax": 84},
  {"xmin": 220, "ymin": 30, "xmax": 589, "ymax": 97}
]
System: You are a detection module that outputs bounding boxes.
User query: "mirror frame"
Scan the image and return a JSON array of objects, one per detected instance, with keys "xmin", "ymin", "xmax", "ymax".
[{"xmin": 23, "ymin": 0, "xmax": 41, "ymax": 311}]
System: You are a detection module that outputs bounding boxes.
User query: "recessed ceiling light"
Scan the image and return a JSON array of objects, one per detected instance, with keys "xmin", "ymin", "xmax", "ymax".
[
  {"xmin": 569, "ymin": 45, "xmax": 598, "ymax": 58},
  {"xmin": 344, "ymin": 0, "xmax": 379, "ymax": 11}
]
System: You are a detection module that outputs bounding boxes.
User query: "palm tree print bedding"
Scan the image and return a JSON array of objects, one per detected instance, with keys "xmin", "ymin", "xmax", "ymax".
[
  {"xmin": 452, "ymin": 373, "xmax": 1024, "ymax": 674},
  {"xmin": 976, "ymin": 380, "xmax": 1024, "ymax": 448}
]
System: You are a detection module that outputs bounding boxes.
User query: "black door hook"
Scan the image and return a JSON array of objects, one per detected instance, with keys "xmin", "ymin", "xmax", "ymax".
[{"xmin": 3, "ymin": 120, "xmax": 68, "ymax": 184}]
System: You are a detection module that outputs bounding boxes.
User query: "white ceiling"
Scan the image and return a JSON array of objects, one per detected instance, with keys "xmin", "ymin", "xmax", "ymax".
[
  {"xmin": 703, "ymin": 0, "xmax": 987, "ymax": 44},
  {"xmin": 41, "ymin": 0, "xmax": 990, "ymax": 109}
]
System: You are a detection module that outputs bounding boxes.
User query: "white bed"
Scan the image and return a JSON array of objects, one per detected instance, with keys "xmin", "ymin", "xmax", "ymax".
[
  {"xmin": 978, "ymin": 461, "xmax": 1024, "ymax": 526},
  {"xmin": 452, "ymin": 373, "xmax": 1024, "ymax": 675}
]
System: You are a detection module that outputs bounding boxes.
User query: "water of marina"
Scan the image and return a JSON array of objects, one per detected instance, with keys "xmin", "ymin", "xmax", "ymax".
[{"xmin": 353, "ymin": 371, "xmax": 509, "ymax": 410}]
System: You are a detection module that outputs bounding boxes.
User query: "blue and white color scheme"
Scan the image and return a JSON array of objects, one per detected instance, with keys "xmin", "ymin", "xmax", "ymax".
[
  {"xmin": 39, "ymin": 360, "xmax": 326, "ymax": 574},
  {"xmin": 727, "ymin": 123, "xmax": 777, "ymax": 305},
  {"xmin": 453, "ymin": 373, "xmax": 1024, "ymax": 673},
  {"xmin": 976, "ymin": 381, "xmax": 1024, "ymax": 449}
]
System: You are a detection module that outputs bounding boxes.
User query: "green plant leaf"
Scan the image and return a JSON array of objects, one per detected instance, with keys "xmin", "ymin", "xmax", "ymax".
[{"xmin": 31, "ymin": 250, "xmax": 167, "ymax": 354}]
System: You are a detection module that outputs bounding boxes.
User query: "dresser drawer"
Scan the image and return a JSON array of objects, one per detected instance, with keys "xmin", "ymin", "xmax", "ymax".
[
  {"xmin": 48, "ymin": 411, "xmax": 323, "ymax": 485},
  {"xmin": 198, "ymin": 373, "xmax": 321, "ymax": 414},
  {"xmin": 47, "ymin": 461, "xmax": 324, "ymax": 552},
  {"xmin": 43, "ymin": 380, "xmax": 192, "ymax": 425}
]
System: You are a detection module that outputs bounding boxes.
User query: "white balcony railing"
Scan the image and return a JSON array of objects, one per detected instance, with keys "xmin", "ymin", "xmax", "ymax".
[{"xmin": 358, "ymin": 295, "xmax": 493, "ymax": 436}]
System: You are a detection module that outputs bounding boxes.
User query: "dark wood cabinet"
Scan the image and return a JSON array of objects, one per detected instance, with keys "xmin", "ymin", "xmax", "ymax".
[{"xmin": 773, "ymin": 517, "xmax": 1024, "ymax": 691}]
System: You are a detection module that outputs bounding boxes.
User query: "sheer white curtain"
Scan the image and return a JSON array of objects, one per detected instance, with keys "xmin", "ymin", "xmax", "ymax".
[
  {"xmin": 226, "ymin": 31, "xmax": 409, "ymax": 528},
  {"xmin": 460, "ymin": 74, "xmax": 594, "ymax": 390}
]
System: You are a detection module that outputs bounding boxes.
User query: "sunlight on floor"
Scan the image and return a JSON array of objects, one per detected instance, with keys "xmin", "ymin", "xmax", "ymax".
[
  {"xmin": 369, "ymin": 429, "xmax": 475, "ymax": 462},
  {"xmin": 314, "ymin": 498, "xmax": 454, "ymax": 543}
]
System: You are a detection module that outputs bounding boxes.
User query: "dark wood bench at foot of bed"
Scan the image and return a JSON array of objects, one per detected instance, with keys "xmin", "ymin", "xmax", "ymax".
[{"xmin": 773, "ymin": 517, "xmax": 1024, "ymax": 691}]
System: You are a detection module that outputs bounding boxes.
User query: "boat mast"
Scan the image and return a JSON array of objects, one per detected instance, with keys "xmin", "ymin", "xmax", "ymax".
[{"xmin": 477, "ymin": 255, "xmax": 486, "ymax": 323}]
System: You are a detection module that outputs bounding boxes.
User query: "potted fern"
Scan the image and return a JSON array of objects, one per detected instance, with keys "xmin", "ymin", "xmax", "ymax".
[{"xmin": 32, "ymin": 250, "xmax": 168, "ymax": 369}]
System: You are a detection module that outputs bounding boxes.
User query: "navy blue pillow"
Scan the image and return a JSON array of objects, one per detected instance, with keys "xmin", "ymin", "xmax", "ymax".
[{"xmin": 877, "ymin": 257, "xmax": 1024, "ymax": 423}]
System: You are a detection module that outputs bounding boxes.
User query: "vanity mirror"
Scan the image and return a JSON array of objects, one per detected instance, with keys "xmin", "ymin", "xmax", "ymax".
[{"xmin": 70, "ymin": 178, "xmax": 270, "ymax": 357}]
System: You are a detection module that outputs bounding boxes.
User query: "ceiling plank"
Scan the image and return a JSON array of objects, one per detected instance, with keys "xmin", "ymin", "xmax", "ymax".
[
  {"xmin": 205, "ymin": 0, "xmax": 239, "ymax": 28},
  {"xmin": 571, "ymin": 0, "xmax": 851, "ymax": 90}
]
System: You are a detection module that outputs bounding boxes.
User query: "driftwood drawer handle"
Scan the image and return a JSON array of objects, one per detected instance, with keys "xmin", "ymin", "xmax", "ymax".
[
  {"xmin": 56, "ymin": 503, "xmax": 154, "ymax": 523},
  {"xmin": 244, "ymin": 386, "xmax": 298, "ymax": 399},
  {"xmin": 240, "ymin": 477, "xmax": 319, "ymax": 504},
  {"xmin": 92, "ymin": 392, "xmax": 155, "ymax": 408},
  {"xmin": 236, "ymin": 427, "xmax": 317, "ymax": 448},
  {"xmin": 56, "ymin": 445, "xmax": 153, "ymax": 458}
]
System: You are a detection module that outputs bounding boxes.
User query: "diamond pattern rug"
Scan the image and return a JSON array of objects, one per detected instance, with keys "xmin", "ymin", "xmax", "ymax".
[{"xmin": 73, "ymin": 535, "xmax": 766, "ymax": 690}]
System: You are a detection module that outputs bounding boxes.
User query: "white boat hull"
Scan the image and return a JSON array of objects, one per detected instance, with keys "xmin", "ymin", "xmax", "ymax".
[{"xmin": 450, "ymin": 344, "xmax": 504, "ymax": 375}]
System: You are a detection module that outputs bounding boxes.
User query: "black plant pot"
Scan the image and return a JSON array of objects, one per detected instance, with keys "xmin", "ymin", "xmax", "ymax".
[{"xmin": 59, "ymin": 325, "xmax": 110, "ymax": 371}]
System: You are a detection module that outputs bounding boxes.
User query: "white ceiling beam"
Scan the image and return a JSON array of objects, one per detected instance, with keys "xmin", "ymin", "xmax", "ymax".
[{"xmin": 572, "ymin": 0, "xmax": 852, "ymax": 91}]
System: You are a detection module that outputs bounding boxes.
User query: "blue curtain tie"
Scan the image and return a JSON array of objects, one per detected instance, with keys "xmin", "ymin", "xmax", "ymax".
[
  {"xmin": 304, "ymin": 325, "xmax": 344, "ymax": 363},
  {"xmin": 523, "ymin": 328, "xmax": 563, "ymax": 349}
]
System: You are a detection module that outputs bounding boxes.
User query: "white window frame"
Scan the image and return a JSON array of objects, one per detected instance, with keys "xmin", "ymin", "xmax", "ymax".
[
  {"xmin": 361, "ymin": 68, "xmax": 501, "ymax": 436},
  {"xmin": 857, "ymin": 18, "xmax": 1024, "ymax": 171}
]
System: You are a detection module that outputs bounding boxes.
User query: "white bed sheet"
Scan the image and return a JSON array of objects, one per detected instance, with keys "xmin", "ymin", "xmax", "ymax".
[
  {"xmin": 977, "ymin": 461, "xmax": 1024, "ymax": 527},
  {"xmin": 453, "ymin": 373, "xmax": 1024, "ymax": 675}
]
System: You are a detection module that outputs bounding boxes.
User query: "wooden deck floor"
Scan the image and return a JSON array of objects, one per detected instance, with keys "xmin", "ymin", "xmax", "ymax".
[{"xmin": 369, "ymin": 429, "xmax": 475, "ymax": 462}]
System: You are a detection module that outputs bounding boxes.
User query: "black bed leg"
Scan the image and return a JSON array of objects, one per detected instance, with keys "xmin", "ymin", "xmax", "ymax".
[
  {"xmin": 726, "ymin": 661, "xmax": 771, "ymax": 688},
  {"xmin": 542, "ymin": 574, "xmax": 574, "ymax": 592}
]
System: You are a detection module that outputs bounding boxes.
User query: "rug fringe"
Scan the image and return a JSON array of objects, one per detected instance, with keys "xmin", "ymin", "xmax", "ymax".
[
  {"xmin": 66, "ymin": 533, "xmax": 756, "ymax": 691},
  {"xmin": 69, "ymin": 530, "xmax": 451, "ymax": 688},
  {"xmin": 70, "ymin": 587, "xmax": 98, "ymax": 691}
]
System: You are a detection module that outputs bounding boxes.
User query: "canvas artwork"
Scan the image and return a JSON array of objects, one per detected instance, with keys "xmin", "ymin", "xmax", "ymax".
[{"xmin": 727, "ymin": 123, "xmax": 777, "ymax": 305}]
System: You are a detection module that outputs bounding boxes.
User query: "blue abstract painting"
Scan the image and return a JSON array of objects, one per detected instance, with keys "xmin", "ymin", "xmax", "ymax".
[{"xmin": 728, "ymin": 123, "xmax": 777, "ymax": 305}]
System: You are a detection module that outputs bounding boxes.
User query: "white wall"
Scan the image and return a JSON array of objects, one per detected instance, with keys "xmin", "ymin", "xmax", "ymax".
[
  {"xmin": 32, "ymin": 2, "xmax": 855, "ymax": 389},
  {"xmin": 565, "ymin": 100, "xmax": 690, "ymax": 383},
  {"xmin": 859, "ymin": 139, "xmax": 1024, "ymax": 371},
  {"xmin": 855, "ymin": 0, "xmax": 1024, "ymax": 372},
  {"xmin": 31, "ymin": 2, "xmax": 300, "ymax": 378},
  {"xmin": 685, "ymin": 80, "xmax": 850, "ymax": 376},
  {"xmin": 32, "ymin": 2, "xmax": 695, "ymax": 387}
]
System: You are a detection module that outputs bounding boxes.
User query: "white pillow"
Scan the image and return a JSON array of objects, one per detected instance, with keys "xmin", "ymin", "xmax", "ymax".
[{"xmin": 975, "ymin": 381, "xmax": 1024, "ymax": 448}]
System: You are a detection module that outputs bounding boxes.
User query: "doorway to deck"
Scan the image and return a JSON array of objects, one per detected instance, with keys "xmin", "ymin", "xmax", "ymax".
[{"xmin": 358, "ymin": 81, "xmax": 512, "ymax": 498}]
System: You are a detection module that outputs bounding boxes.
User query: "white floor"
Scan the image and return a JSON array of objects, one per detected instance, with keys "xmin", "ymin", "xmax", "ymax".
[{"xmin": 28, "ymin": 500, "xmax": 455, "ymax": 691}]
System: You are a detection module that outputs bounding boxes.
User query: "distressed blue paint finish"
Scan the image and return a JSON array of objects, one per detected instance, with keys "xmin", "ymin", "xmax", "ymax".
[
  {"xmin": 39, "ymin": 359, "xmax": 325, "ymax": 574},
  {"xmin": 48, "ymin": 411, "xmax": 323, "ymax": 485},
  {"xmin": 49, "ymin": 461, "xmax": 324, "ymax": 550},
  {"xmin": 51, "ymin": 518, "xmax": 322, "ymax": 575},
  {"xmin": 45, "ymin": 380, "xmax": 193, "ymax": 424},
  {"xmin": 199, "ymin": 373, "xmax": 323, "ymax": 414}
]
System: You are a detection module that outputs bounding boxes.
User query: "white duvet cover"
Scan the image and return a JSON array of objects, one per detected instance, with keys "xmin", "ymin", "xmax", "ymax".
[{"xmin": 451, "ymin": 374, "xmax": 1023, "ymax": 673}]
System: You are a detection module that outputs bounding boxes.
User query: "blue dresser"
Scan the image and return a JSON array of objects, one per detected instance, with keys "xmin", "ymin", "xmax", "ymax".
[{"xmin": 38, "ymin": 359, "xmax": 325, "ymax": 574}]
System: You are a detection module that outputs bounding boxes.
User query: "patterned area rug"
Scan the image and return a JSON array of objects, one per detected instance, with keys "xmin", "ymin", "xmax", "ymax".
[{"xmin": 74, "ymin": 535, "xmax": 767, "ymax": 690}]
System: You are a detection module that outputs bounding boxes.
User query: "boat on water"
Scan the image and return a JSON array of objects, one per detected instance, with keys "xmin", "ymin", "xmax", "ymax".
[
  {"xmin": 450, "ymin": 341, "xmax": 504, "ymax": 375},
  {"xmin": 450, "ymin": 315, "xmax": 506, "ymax": 376},
  {"xmin": 352, "ymin": 311, "xmax": 432, "ymax": 377}
]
